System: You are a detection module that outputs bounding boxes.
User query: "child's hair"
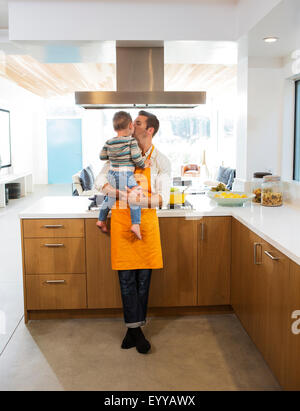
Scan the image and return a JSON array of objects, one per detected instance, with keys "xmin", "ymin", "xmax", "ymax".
[{"xmin": 113, "ymin": 111, "xmax": 132, "ymax": 131}]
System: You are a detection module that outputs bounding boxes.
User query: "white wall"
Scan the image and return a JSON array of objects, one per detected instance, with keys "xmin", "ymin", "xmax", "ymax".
[
  {"xmin": 236, "ymin": 0, "xmax": 282, "ymax": 38},
  {"xmin": 9, "ymin": 0, "xmax": 284, "ymax": 42},
  {"xmin": 8, "ymin": 0, "xmax": 237, "ymax": 41},
  {"xmin": 247, "ymin": 62, "xmax": 284, "ymax": 178},
  {"xmin": 0, "ymin": 76, "xmax": 47, "ymax": 184},
  {"xmin": 81, "ymin": 110, "xmax": 106, "ymax": 175}
]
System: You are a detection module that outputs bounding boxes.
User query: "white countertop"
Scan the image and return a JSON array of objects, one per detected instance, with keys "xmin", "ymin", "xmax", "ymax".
[{"xmin": 19, "ymin": 195, "xmax": 300, "ymax": 266}]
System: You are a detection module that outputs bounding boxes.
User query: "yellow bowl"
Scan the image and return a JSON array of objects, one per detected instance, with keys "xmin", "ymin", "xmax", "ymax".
[{"xmin": 169, "ymin": 192, "xmax": 186, "ymax": 205}]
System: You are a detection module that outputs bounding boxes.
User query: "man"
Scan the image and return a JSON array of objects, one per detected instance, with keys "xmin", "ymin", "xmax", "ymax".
[{"xmin": 95, "ymin": 110, "xmax": 171, "ymax": 354}]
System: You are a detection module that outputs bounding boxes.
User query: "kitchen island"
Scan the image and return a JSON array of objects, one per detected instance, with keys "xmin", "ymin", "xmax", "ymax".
[{"xmin": 19, "ymin": 195, "xmax": 300, "ymax": 390}]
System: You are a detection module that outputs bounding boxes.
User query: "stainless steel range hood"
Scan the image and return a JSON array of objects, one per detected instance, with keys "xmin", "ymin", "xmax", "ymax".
[{"xmin": 75, "ymin": 46, "xmax": 206, "ymax": 109}]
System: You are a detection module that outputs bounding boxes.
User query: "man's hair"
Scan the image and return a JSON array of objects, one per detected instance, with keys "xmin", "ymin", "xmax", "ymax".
[
  {"xmin": 139, "ymin": 110, "xmax": 160, "ymax": 137},
  {"xmin": 113, "ymin": 111, "xmax": 132, "ymax": 131}
]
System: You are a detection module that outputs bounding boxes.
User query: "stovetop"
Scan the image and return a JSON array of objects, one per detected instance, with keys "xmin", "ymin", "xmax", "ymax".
[{"xmin": 166, "ymin": 200, "xmax": 194, "ymax": 210}]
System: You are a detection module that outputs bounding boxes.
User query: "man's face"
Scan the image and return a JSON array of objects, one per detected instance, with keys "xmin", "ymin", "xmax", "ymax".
[{"xmin": 133, "ymin": 115, "xmax": 150, "ymax": 139}]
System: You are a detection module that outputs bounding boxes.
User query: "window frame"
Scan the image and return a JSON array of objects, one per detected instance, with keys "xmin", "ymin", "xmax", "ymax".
[{"xmin": 294, "ymin": 80, "xmax": 300, "ymax": 181}]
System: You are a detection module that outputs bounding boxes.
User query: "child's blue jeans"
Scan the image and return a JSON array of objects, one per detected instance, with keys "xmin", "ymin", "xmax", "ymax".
[{"xmin": 99, "ymin": 169, "xmax": 141, "ymax": 225}]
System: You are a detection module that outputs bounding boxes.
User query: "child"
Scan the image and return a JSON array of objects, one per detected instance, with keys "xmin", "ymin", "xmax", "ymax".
[{"xmin": 96, "ymin": 111, "xmax": 150, "ymax": 240}]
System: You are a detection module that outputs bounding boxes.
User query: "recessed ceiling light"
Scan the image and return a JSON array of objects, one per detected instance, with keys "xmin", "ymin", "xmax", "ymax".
[{"xmin": 263, "ymin": 37, "xmax": 279, "ymax": 43}]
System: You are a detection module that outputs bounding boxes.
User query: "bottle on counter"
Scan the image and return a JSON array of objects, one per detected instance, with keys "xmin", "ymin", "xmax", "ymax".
[
  {"xmin": 251, "ymin": 172, "xmax": 272, "ymax": 203},
  {"xmin": 261, "ymin": 175, "xmax": 283, "ymax": 207}
]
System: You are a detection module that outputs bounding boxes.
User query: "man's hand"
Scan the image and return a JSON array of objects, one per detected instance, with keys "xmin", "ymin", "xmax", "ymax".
[
  {"xmin": 144, "ymin": 159, "xmax": 152, "ymax": 168},
  {"xmin": 126, "ymin": 186, "xmax": 146, "ymax": 206},
  {"xmin": 118, "ymin": 189, "xmax": 129, "ymax": 202}
]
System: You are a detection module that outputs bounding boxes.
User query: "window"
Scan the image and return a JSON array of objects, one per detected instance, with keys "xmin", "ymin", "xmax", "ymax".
[
  {"xmin": 294, "ymin": 80, "xmax": 300, "ymax": 181},
  {"xmin": 100, "ymin": 105, "xmax": 236, "ymax": 177}
]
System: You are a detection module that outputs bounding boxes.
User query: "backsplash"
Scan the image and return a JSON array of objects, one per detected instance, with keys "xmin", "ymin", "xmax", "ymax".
[
  {"xmin": 283, "ymin": 181, "xmax": 300, "ymax": 207},
  {"xmin": 232, "ymin": 178, "xmax": 300, "ymax": 207}
]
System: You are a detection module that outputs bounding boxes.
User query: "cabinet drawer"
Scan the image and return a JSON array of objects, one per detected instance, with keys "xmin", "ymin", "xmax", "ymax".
[
  {"xmin": 23, "ymin": 219, "xmax": 85, "ymax": 238},
  {"xmin": 26, "ymin": 274, "xmax": 87, "ymax": 310},
  {"xmin": 24, "ymin": 238, "xmax": 86, "ymax": 274}
]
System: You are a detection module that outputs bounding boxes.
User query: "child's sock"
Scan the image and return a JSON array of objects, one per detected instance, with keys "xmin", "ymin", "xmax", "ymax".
[
  {"xmin": 128, "ymin": 327, "xmax": 151, "ymax": 354},
  {"xmin": 131, "ymin": 224, "xmax": 142, "ymax": 240},
  {"xmin": 96, "ymin": 220, "xmax": 108, "ymax": 233}
]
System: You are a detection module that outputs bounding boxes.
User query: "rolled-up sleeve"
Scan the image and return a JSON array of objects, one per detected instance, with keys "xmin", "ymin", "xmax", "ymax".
[
  {"xmin": 94, "ymin": 161, "xmax": 110, "ymax": 192},
  {"xmin": 155, "ymin": 153, "xmax": 172, "ymax": 207}
]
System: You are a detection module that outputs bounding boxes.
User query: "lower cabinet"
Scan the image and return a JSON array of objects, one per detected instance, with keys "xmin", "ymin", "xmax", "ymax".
[
  {"xmin": 26, "ymin": 274, "xmax": 87, "ymax": 310},
  {"xmin": 262, "ymin": 244, "xmax": 289, "ymax": 387},
  {"xmin": 231, "ymin": 218, "xmax": 294, "ymax": 390},
  {"xmin": 85, "ymin": 219, "xmax": 122, "ymax": 309},
  {"xmin": 231, "ymin": 219, "xmax": 266, "ymax": 349},
  {"xmin": 286, "ymin": 262, "xmax": 300, "ymax": 390},
  {"xmin": 198, "ymin": 217, "xmax": 231, "ymax": 305},
  {"xmin": 149, "ymin": 217, "xmax": 198, "ymax": 307}
]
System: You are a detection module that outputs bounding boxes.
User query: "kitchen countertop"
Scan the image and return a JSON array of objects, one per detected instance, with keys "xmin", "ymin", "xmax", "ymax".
[{"xmin": 19, "ymin": 195, "xmax": 300, "ymax": 266}]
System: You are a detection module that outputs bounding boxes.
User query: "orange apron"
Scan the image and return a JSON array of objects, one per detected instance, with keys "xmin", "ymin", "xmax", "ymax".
[{"xmin": 110, "ymin": 145, "xmax": 163, "ymax": 270}]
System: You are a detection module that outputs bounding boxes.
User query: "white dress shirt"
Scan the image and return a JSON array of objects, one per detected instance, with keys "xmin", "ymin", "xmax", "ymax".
[{"xmin": 94, "ymin": 145, "xmax": 172, "ymax": 207}]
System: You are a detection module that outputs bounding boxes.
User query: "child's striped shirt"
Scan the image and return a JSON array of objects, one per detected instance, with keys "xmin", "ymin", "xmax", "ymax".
[{"xmin": 100, "ymin": 135, "xmax": 145, "ymax": 171}]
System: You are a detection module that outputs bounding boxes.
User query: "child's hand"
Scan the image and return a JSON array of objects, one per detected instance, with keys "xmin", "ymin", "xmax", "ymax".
[{"xmin": 144, "ymin": 159, "xmax": 152, "ymax": 168}]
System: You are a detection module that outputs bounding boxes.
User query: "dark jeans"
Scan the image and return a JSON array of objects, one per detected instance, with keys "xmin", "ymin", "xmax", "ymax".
[{"xmin": 118, "ymin": 269, "xmax": 152, "ymax": 328}]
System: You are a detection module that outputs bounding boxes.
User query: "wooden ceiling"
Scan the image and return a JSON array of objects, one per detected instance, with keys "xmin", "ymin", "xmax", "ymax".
[{"xmin": 0, "ymin": 54, "xmax": 237, "ymax": 98}]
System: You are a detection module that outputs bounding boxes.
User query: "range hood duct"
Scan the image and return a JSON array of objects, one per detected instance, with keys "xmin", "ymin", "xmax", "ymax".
[{"xmin": 75, "ymin": 46, "xmax": 206, "ymax": 109}]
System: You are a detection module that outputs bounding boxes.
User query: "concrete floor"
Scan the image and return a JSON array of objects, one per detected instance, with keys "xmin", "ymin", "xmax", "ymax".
[{"xmin": 0, "ymin": 184, "xmax": 281, "ymax": 391}]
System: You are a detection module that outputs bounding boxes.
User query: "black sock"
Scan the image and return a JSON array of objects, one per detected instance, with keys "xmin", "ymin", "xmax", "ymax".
[
  {"xmin": 121, "ymin": 329, "xmax": 136, "ymax": 349},
  {"xmin": 128, "ymin": 327, "xmax": 151, "ymax": 354}
]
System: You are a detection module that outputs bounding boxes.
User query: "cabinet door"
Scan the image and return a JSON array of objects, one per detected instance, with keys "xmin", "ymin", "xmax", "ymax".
[
  {"xmin": 231, "ymin": 218, "xmax": 265, "ymax": 343},
  {"xmin": 198, "ymin": 217, "xmax": 231, "ymax": 305},
  {"xmin": 85, "ymin": 219, "xmax": 122, "ymax": 308},
  {"xmin": 283, "ymin": 260, "xmax": 300, "ymax": 390},
  {"xmin": 148, "ymin": 218, "xmax": 198, "ymax": 307},
  {"xmin": 262, "ymin": 244, "xmax": 289, "ymax": 387}
]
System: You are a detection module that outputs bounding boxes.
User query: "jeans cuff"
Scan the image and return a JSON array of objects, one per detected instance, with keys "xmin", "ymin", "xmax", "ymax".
[{"xmin": 126, "ymin": 321, "xmax": 146, "ymax": 328}]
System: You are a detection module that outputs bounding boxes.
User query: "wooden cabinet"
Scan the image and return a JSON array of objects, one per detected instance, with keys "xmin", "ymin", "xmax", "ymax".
[
  {"xmin": 198, "ymin": 217, "xmax": 231, "ymax": 305},
  {"xmin": 22, "ymin": 218, "xmax": 87, "ymax": 313},
  {"xmin": 24, "ymin": 237, "xmax": 86, "ymax": 274},
  {"xmin": 149, "ymin": 217, "xmax": 198, "ymax": 307},
  {"xmin": 231, "ymin": 218, "xmax": 291, "ymax": 389},
  {"xmin": 262, "ymin": 244, "xmax": 289, "ymax": 386},
  {"xmin": 231, "ymin": 220, "xmax": 267, "ymax": 351},
  {"xmin": 26, "ymin": 274, "xmax": 87, "ymax": 310},
  {"xmin": 85, "ymin": 219, "xmax": 122, "ymax": 309},
  {"xmin": 23, "ymin": 218, "xmax": 85, "ymax": 238},
  {"xmin": 285, "ymin": 261, "xmax": 300, "ymax": 390}
]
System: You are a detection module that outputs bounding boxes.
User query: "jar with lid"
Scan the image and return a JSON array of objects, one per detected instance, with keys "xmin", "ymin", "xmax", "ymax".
[
  {"xmin": 251, "ymin": 172, "xmax": 272, "ymax": 203},
  {"xmin": 261, "ymin": 175, "xmax": 283, "ymax": 207}
]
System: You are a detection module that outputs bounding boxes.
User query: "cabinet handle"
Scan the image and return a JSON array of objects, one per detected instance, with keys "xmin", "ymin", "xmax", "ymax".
[
  {"xmin": 43, "ymin": 225, "xmax": 64, "ymax": 228},
  {"xmin": 201, "ymin": 222, "xmax": 205, "ymax": 241},
  {"xmin": 45, "ymin": 280, "xmax": 66, "ymax": 284},
  {"xmin": 264, "ymin": 251, "xmax": 280, "ymax": 261},
  {"xmin": 254, "ymin": 242, "xmax": 262, "ymax": 265},
  {"xmin": 44, "ymin": 243, "xmax": 64, "ymax": 247}
]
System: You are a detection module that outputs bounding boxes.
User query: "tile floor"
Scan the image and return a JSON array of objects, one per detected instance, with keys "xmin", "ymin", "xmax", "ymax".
[{"xmin": 0, "ymin": 184, "xmax": 281, "ymax": 391}]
